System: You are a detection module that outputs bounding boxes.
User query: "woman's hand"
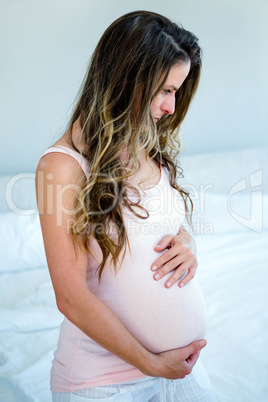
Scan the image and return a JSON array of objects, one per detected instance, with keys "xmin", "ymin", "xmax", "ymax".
[
  {"xmin": 151, "ymin": 225, "xmax": 198, "ymax": 288},
  {"xmin": 150, "ymin": 339, "xmax": 207, "ymax": 379}
]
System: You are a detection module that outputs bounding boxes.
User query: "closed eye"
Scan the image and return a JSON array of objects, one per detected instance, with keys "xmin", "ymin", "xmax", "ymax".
[{"xmin": 162, "ymin": 89, "xmax": 172, "ymax": 95}]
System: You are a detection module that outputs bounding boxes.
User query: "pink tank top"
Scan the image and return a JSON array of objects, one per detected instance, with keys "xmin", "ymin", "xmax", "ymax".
[{"xmin": 37, "ymin": 146, "xmax": 207, "ymax": 392}]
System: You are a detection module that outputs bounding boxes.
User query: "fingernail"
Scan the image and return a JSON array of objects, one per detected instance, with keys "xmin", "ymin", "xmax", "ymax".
[
  {"xmin": 155, "ymin": 244, "xmax": 162, "ymax": 248},
  {"xmin": 154, "ymin": 274, "xmax": 160, "ymax": 280},
  {"xmin": 199, "ymin": 340, "xmax": 206, "ymax": 347},
  {"xmin": 152, "ymin": 265, "xmax": 158, "ymax": 271},
  {"xmin": 166, "ymin": 281, "xmax": 171, "ymax": 288},
  {"xmin": 179, "ymin": 282, "xmax": 184, "ymax": 287}
]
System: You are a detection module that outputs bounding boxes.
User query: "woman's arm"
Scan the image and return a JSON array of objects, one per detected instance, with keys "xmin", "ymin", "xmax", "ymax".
[
  {"xmin": 36, "ymin": 153, "xmax": 205, "ymax": 379},
  {"xmin": 150, "ymin": 225, "xmax": 198, "ymax": 288}
]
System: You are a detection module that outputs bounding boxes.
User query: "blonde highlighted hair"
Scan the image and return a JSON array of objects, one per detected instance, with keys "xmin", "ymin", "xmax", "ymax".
[{"xmin": 69, "ymin": 11, "xmax": 202, "ymax": 281}]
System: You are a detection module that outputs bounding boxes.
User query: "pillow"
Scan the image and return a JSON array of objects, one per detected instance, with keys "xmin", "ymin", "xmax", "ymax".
[
  {"xmin": 0, "ymin": 212, "xmax": 46, "ymax": 272},
  {"xmin": 178, "ymin": 147, "xmax": 268, "ymax": 194},
  {"xmin": 184, "ymin": 191, "xmax": 267, "ymax": 235}
]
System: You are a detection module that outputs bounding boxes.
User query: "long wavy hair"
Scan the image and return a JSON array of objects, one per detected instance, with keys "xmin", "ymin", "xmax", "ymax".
[{"xmin": 68, "ymin": 10, "xmax": 202, "ymax": 281}]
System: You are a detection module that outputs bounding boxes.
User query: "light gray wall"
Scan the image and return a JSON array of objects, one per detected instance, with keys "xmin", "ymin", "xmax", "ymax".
[{"xmin": 1, "ymin": 0, "xmax": 267, "ymax": 175}]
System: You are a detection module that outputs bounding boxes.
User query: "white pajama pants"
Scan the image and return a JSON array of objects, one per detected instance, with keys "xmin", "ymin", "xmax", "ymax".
[{"xmin": 52, "ymin": 359, "xmax": 217, "ymax": 402}]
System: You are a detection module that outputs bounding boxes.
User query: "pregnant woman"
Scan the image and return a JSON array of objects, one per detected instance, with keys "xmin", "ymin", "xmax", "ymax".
[{"xmin": 36, "ymin": 10, "xmax": 217, "ymax": 401}]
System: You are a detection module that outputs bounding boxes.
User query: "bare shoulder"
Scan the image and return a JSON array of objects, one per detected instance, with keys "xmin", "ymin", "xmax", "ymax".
[
  {"xmin": 35, "ymin": 151, "xmax": 87, "ymax": 222},
  {"xmin": 36, "ymin": 151, "xmax": 86, "ymax": 188}
]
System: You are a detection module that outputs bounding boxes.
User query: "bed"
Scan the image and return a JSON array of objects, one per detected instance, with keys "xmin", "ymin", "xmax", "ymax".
[{"xmin": 0, "ymin": 147, "xmax": 267, "ymax": 402}]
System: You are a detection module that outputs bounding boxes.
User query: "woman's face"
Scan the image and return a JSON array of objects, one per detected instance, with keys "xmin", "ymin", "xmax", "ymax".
[{"xmin": 151, "ymin": 61, "xmax": 191, "ymax": 122}]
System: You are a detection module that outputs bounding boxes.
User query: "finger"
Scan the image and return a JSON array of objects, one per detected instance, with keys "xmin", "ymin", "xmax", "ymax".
[
  {"xmin": 173, "ymin": 255, "xmax": 197, "ymax": 287},
  {"xmin": 155, "ymin": 255, "xmax": 194, "ymax": 288},
  {"xmin": 178, "ymin": 266, "xmax": 196, "ymax": 288},
  {"xmin": 180, "ymin": 339, "xmax": 207, "ymax": 362},
  {"xmin": 154, "ymin": 257, "xmax": 190, "ymax": 288},
  {"xmin": 167, "ymin": 256, "xmax": 196, "ymax": 286},
  {"xmin": 153, "ymin": 254, "xmax": 185, "ymax": 280},
  {"xmin": 151, "ymin": 242, "xmax": 185, "ymax": 271},
  {"xmin": 153, "ymin": 235, "xmax": 174, "ymax": 251},
  {"xmin": 185, "ymin": 352, "xmax": 200, "ymax": 368}
]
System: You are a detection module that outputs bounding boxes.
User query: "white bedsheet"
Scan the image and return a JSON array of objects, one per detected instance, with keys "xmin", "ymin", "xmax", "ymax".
[{"xmin": 196, "ymin": 230, "xmax": 268, "ymax": 401}]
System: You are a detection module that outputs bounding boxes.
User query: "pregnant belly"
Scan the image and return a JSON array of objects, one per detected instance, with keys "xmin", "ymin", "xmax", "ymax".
[
  {"xmin": 89, "ymin": 230, "xmax": 207, "ymax": 354},
  {"xmin": 94, "ymin": 269, "xmax": 208, "ymax": 354},
  {"xmin": 116, "ymin": 278, "xmax": 207, "ymax": 353}
]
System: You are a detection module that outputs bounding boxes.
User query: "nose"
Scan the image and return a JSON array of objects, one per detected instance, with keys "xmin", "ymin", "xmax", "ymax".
[{"xmin": 161, "ymin": 95, "xmax": 176, "ymax": 115}]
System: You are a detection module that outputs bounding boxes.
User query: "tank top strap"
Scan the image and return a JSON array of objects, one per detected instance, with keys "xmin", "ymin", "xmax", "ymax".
[{"xmin": 37, "ymin": 145, "xmax": 90, "ymax": 178}]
